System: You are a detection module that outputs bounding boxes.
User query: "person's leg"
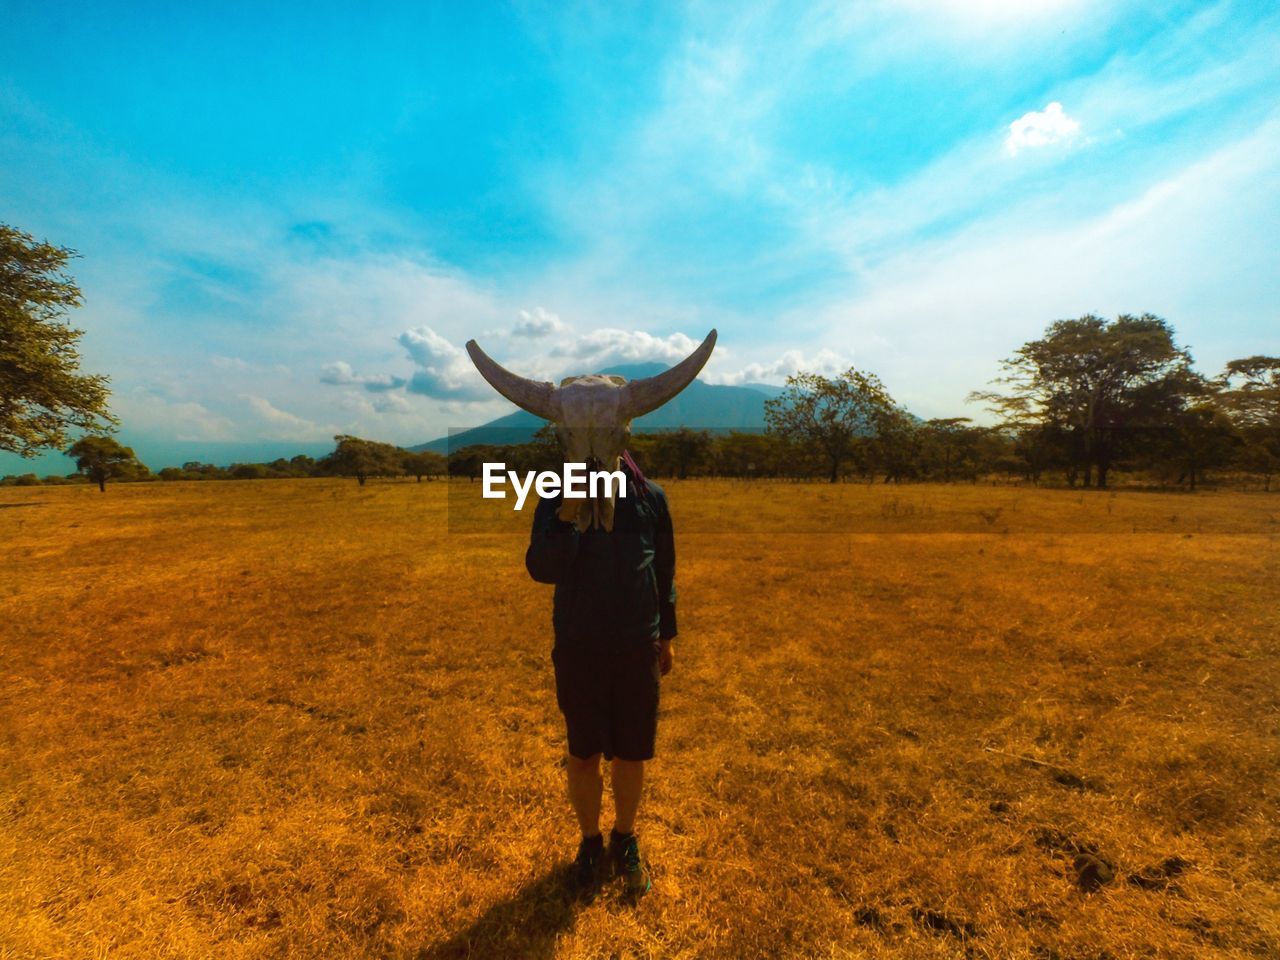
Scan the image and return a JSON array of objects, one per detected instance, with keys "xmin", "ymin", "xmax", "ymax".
[
  {"xmin": 566, "ymin": 751, "xmax": 608, "ymax": 898},
  {"xmin": 566, "ymin": 752, "xmax": 604, "ymax": 837},
  {"xmin": 610, "ymin": 758, "xmax": 644, "ymax": 834},
  {"xmin": 608, "ymin": 640, "xmax": 661, "ymax": 837},
  {"xmin": 608, "ymin": 756, "xmax": 652, "ymax": 897}
]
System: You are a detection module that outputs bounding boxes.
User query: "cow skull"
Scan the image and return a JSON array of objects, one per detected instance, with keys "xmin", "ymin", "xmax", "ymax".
[{"xmin": 465, "ymin": 329, "xmax": 717, "ymax": 531}]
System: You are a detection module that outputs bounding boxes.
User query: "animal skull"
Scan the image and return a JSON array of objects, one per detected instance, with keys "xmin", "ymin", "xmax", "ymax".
[{"xmin": 465, "ymin": 329, "xmax": 717, "ymax": 531}]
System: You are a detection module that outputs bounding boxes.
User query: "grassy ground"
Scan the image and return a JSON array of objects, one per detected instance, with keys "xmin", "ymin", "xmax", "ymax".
[{"xmin": 1, "ymin": 478, "xmax": 1277, "ymax": 959}]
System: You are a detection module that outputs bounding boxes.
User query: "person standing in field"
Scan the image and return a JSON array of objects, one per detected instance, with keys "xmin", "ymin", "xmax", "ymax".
[
  {"xmin": 524, "ymin": 453, "xmax": 676, "ymax": 901},
  {"xmin": 463, "ymin": 329, "xmax": 715, "ymax": 901}
]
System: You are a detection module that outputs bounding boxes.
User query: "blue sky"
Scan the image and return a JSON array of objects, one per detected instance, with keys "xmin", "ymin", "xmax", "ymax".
[{"xmin": 2, "ymin": 0, "xmax": 1278, "ymax": 470}]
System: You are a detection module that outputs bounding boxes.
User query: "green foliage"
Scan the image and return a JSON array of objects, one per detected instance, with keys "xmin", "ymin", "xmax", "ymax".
[
  {"xmin": 764, "ymin": 367, "xmax": 901, "ymax": 482},
  {"xmin": 1, "ymin": 224, "xmax": 116, "ymax": 456},
  {"xmin": 919, "ymin": 418, "xmax": 974, "ymax": 482},
  {"xmin": 646, "ymin": 427, "xmax": 714, "ymax": 479},
  {"xmin": 320, "ymin": 435, "xmax": 405, "ymax": 485},
  {"xmin": 972, "ymin": 314, "xmax": 1200, "ymax": 488},
  {"xmin": 1220, "ymin": 356, "xmax": 1280, "ymax": 430},
  {"xmin": 447, "ymin": 448, "xmax": 485, "ymax": 480},
  {"xmin": 446, "ymin": 439, "xmax": 557, "ymax": 480},
  {"xmin": 154, "ymin": 456, "xmax": 336, "ymax": 482},
  {"xmin": 230, "ymin": 463, "xmax": 270, "ymax": 480},
  {"xmin": 180, "ymin": 461, "xmax": 228, "ymax": 480},
  {"xmin": 1159, "ymin": 400, "xmax": 1240, "ymax": 490},
  {"xmin": 401, "ymin": 449, "xmax": 448, "ymax": 481},
  {"xmin": 1219, "ymin": 356, "xmax": 1280, "ymax": 489},
  {"xmin": 67, "ymin": 435, "xmax": 146, "ymax": 492},
  {"xmin": 706, "ymin": 431, "xmax": 800, "ymax": 478}
]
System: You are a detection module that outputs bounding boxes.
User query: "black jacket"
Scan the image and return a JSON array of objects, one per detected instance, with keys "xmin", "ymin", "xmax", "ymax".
[{"xmin": 525, "ymin": 465, "xmax": 677, "ymax": 648}]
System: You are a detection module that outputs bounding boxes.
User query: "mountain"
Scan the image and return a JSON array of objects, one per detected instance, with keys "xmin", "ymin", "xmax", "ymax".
[
  {"xmin": 412, "ymin": 362, "xmax": 785, "ymax": 454},
  {"xmin": 0, "ymin": 439, "xmax": 336, "ymax": 476}
]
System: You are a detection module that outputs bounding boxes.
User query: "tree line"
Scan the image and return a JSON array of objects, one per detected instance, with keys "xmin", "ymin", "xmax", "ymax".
[
  {"xmin": 737, "ymin": 314, "xmax": 1276, "ymax": 490},
  {"xmin": 452, "ymin": 316, "xmax": 1276, "ymax": 491},
  {"xmin": 0, "ymin": 435, "xmax": 450, "ymax": 490},
  {"xmin": 447, "ymin": 316, "xmax": 1277, "ymax": 491},
  {"xmin": 3, "ymin": 223, "xmax": 1277, "ymax": 492}
]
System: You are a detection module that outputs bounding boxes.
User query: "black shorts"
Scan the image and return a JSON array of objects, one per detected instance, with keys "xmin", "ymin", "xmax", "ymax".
[{"xmin": 551, "ymin": 638, "xmax": 662, "ymax": 762}]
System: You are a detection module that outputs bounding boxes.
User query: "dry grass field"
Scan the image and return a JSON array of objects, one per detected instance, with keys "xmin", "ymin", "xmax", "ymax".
[{"xmin": 1, "ymin": 478, "xmax": 1277, "ymax": 959}]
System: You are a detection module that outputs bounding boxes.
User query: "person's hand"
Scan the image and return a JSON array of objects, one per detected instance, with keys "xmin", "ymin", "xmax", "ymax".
[{"xmin": 658, "ymin": 640, "xmax": 674, "ymax": 676}]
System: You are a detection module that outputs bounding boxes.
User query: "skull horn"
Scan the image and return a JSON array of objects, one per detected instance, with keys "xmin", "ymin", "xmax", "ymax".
[
  {"xmin": 621, "ymin": 329, "xmax": 717, "ymax": 419},
  {"xmin": 465, "ymin": 339, "xmax": 560, "ymax": 421}
]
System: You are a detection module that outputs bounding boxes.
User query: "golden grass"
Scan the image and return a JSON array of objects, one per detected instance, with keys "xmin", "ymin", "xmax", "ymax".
[{"xmin": 1, "ymin": 478, "xmax": 1277, "ymax": 959}]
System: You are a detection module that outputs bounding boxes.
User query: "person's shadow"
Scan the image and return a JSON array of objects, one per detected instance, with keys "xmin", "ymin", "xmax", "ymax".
[{"xmin": 416, "ymin": 864, "xmax": 580, "ymax": 960}]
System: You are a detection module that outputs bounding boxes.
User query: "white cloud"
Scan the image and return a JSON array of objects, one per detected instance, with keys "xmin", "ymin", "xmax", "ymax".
[
  {"xmin": 319, "ymin": 360, "xmax": 359, "ymax": 385},
  {"xmin": 6, "ymin": 1, "xmax": 1273, "ymax": 451},
  {"xmin": 319, "ymin": 361, "xmax": 406, "ymax": 391},
  {"xmin": 550, "ymin": 329, "xmax": 706, "ymax": 365},
  {"xmin": 211, "ymin": 355, "xmax": 294, "ymax": 378},
  {"xmin": 338, "ymin": 390, "xmax": 415, "ymax": 416},
  {"xmin": 710, "ymin": 348, "xmax": 851, "ymax": 385},
  {"xmin": 372, "ymin": 393, "xmax": 413, "ymax": 415},
  {"xmin": 791, "ymin": 115, "xmax": 1280, "ymax": 419},
  {"xmin": 511, "ymin": 307, "xmax": 566, "ymax": 338},
  {"xmin": 114, "ymin": 388, "xmax": 237, "ymax": 442},
  {"xmin": 1005, "ymin": 101, "xmax": 1082, "ymax": 155},
  {"xmin": 398, "ymin": 326, "xmax": 490, "ymax": 399},
  {"xmin": 240, "ymin": 395, "xmax": 333, "ymax": 440},
  {"xmin": 359, "ymin": 373, "xmax": 404, "ymax": 392}
]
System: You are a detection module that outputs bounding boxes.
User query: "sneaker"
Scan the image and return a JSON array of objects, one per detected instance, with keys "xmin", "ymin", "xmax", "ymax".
[
  {"xmin": 569, "ymin": 833, "xmax": 606, "ymax": 900},
  {"xmin": 609, "ymin": 831, "xmax": 651, "ymax": 899}
]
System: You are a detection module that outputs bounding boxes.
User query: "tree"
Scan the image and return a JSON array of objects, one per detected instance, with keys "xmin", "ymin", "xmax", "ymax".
[
  {"xmin": 181, "ymin": 461, "xmax": 226, "ymax": 480},
  {"xmin": 1010, "ymin": 424, "xmax": 1068, "ymax": 484},
  {"xmin": 1163, "ymin": 400, "xmax": 1239, "ymax": 490},
  {"xmin": 1, "ymin": 224, "xmax": 116, "ymax": 456},
  {"xmin": 67, "ymin": 435, "xmax": 145, "ymax": 492},
  {"xmin": 972, "ymin": 315, "xmax": 1195, "ymax": 488},
  {"xmin": 765, "ymin": 368, "xmax": 897, "ymax": 483},
  {"xmin": 919, "ymin": 418, "xmax": 968, "ymax": 482},
  {"xmin": 401, "ymin": 449, "xmax": 447, "ymax": 482},
  {"xmin": 321, "ymin": 434, "xmax": 404, "ymax": 485},
  {"xmin": 712, "ymin": 431, "xmax": 794, "ymax": 478},
  {"xmin": 1219, "ymin": 356, "xmax": 1280, "ymax": 490},
  {"xmin": 649, "ymin": 427, "xmax": 714, "ymax": 479},
  {"xmin": 529, "ymin": 423, "xmax": 564, "ymax": 471},
  {"xmin": 917, "ymin": 418, "xmax": 1005, "ymax": 482},
  {"xmin": 448, "ymin": 447, "xmax": 486, "ymax": 481},
  {"xmin": 230, "ymin": 463, "xmax": 270, "ymax": 480},
  {"xmin": 289, "ymin": 454, "xmax": 318, "ymax": 476},
  {"xmin": 872, "ymin": 407, "xmax": 922, "ymax": 483}
]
